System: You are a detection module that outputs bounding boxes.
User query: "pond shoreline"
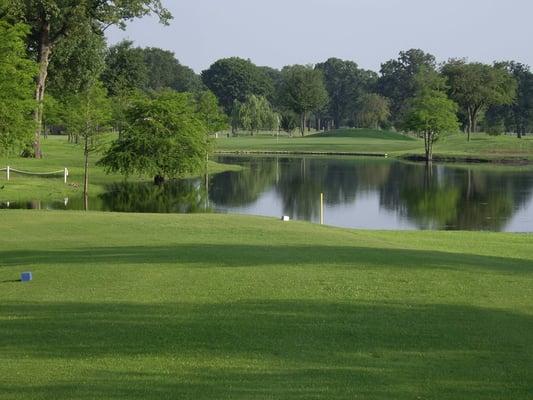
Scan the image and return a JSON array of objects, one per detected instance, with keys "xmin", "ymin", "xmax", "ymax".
[{"xmin": 215, "ymin": 150, "xmax": 533, "ymax": 165}]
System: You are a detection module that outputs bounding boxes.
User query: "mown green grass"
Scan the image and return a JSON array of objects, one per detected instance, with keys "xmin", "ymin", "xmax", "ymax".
[
  {"xmin": 215, "ymin": 129, "xmax": 533, "ymax": 161},
  {"xmin": 215, "ymin": 128, "xmax": 420, "ymax": 155},
  {"xmin": 0, "ymin": 136, "xmax": 241, "ymax": 201},
  {"xmin": 1, "ymin": 211, "xmax": 532, "ymax": 399},
  {"xmin": 429, "ymin": 133, "xmax": 533, "ymax": 160}
]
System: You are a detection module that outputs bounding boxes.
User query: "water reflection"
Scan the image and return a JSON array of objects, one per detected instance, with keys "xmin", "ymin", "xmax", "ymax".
[
  {"xmin": 100, "ymin": 180, "xmax": 211, "ymax": 214},
  {"xmin": 2, "ymin": 156, "xmax": 532, "ymax": 232},
  {"xmin": 210, "ymin": 156, "xmax": 533, "ymax": 231}
]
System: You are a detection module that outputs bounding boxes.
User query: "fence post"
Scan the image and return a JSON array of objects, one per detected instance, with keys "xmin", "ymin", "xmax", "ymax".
[
  {"xmin": 64, "ymin": 168, "xmax": 68, "ymax": 184},
  {"xmin": 6, "ymin": 166, "xmax": 9, "ymax": 181}
]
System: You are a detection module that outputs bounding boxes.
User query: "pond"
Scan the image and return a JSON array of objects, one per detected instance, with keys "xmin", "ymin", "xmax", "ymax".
[{"xmin": 2, "ymin": 156, "xmax": 533, "ymax": 232}]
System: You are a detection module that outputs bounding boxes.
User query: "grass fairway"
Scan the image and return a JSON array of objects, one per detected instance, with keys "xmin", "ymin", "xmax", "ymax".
[
  {"xmin": 215, "ymin": 129, "xmax": 421, "ymax": 155},
  {"xmin": 215, "ymin": 129, "xmax": 533, "ymax": 162},
  {"xmin": 1, "ymin": 211, "xmax": 532, "ymax": 399}
]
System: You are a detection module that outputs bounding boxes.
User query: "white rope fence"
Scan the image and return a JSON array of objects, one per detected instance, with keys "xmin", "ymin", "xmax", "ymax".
[{"xmin": 0, "ymin": 166, "xmax": 69, "ymax": 184}]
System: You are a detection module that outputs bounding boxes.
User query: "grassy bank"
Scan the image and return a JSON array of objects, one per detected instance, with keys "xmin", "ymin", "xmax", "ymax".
[
  {"xmin": 1, "ymin": 211, "xmax": 532, "ymax": 399},
  {"xmin": 215, "ymin": 129, "xmax": 533, "ymax": 162},
  {"xmin": 215, "ymin": 128, "xmax": 420, "ymax": 155},
  {"xmin": 0, "ymin": 136, "xmax": 241, "ymax": 201}
]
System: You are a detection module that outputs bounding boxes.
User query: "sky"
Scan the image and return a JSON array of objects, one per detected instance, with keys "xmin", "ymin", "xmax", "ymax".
[{"xmin": 106, "ymin": 0, "xmax": 533, "ymax": 73}]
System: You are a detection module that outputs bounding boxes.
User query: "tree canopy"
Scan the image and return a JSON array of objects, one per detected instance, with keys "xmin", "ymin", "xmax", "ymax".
[
  {"xmin": 378, "ymin": 49, "xmax": 437, "ymax": 126},
  {"xmin": 315, "ymin": 58, "xmax": 377, "ymax": 129},
  {"xmin": 4, "ymin": 0, "xmax": 171, "ymax": 157},
  {"xmin": 280, "ymin": 65, "xmax": 329, "ymax": 135},
  {"xmin": 485, "ymin": 61, "xmax": 533, "ymax": 138},
  {"xmin": 235, "ymin": 95, "xmax": 279, "ymax": 135},
  {"xmin": 99, "ymin": 92, "xmax": 210, "ymax": 184},
  {"xmin": 201, "ymin": 57, "xmax": 274, "ymax": 114},
  {"xmin": 403, "ymin": 71, "xmax": 459, "ymax": 162},
  {"xmin": 0, "ymin": 20, "xmax": 36, "ymax": 155},
  {"xmin": 102, "ymin": 40, "xmax": 148, "ymax": 96},
  {"xmin": 442, "ymin": 60, "xmax": 516, "ymax": 140},
  {"xmin": 355, "ymin": 93, "xmax": 390, "ymax": 129}
]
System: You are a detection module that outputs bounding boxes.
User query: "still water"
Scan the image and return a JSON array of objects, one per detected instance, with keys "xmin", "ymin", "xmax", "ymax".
[{"xmin": 2, "ymin": 156, "xmax": 533, "ymax": 232}]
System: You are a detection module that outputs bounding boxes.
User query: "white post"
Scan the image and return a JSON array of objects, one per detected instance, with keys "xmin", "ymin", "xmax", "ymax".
[
  {"xmin": 64, "ymin": 168, "xmax": 68, "ymax": 184},
  {"xmin": 6, "ymin": 166, "xmax": 9, "ymax": 181}
]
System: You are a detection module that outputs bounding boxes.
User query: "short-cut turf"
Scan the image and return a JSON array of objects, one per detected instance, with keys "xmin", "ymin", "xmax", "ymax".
[
  {"xmin": 0, "ymin": 211, "xmax": 532, "ymax": 399},
  {"xmin": 215, "ymin": 128, "xmax": 533, "ymax": 162},
  {"xmin": 0, "ymin": 135, "xmax": 241, "ymax": 201}
]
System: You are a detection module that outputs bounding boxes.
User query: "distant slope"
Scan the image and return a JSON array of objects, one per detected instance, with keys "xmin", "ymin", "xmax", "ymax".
[{"xmin": 310, "ymin": 128, "xmax": 417, "ymax": 141}]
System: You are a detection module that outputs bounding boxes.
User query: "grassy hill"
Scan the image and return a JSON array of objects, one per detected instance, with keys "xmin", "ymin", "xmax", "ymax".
[
  {"xmin": 215, "ymin": 128, "xmax": 421, "ymax": 155},
  {"xmin": 215, "ymin": 129, "xmax": 533, "ymax": 162},
  {"xmin": 1, "ymin": 211, "xmax": 532, "ymax": 399}
]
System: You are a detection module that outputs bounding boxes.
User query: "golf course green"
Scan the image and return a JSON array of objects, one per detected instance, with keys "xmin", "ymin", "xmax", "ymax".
[
  {"xmin": 215, "ymin": 129, "xmax": 533, "ymax": 162},
  {"xmin": 1, "ymin": 211, "xmax": 532, "ymax": 399}
]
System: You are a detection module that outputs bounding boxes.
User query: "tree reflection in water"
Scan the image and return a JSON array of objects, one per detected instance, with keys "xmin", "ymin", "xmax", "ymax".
[
  {"xmin": 3, "ymin": 156, "xmax": 532, "ymax": 231},
  {"xmin": 210, "ymin": 156, "xmax": 533, "ymax": 231},
  {"xmin": 100, "ymin": 180, "xmax": 211, "ymax": 214}
]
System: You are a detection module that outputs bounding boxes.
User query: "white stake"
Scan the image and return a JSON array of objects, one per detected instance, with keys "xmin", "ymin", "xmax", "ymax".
[
  {"xmin": 64, "ymin": 168, "xmax": 68, "ymax": 184},
  {"xmin": 6, "ymin": 165, "xmax": 9, "ymax": 181}
]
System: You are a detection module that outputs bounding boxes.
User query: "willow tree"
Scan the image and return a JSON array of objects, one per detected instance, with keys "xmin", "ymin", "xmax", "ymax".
[{"xmin": 5, "ymin": 0, "xmax": 171, "ymax": 158}]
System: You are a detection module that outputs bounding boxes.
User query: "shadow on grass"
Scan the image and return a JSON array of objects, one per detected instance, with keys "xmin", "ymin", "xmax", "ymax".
[
  {"xmin": 0, "ymin": 244, "xmax": 532, "ymax": 274},
  {"xmin": 0, "ymin": 300, "xmax": 531, "ymax": 399}
]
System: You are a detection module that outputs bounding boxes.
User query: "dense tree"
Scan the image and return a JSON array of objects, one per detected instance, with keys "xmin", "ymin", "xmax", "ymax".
[
  {"xmin": 279, "ymin": 110, "xmax": 299, "ymax": 135},
  {"xmin": 403, "ymin": 71, "xmax": 459, "ymax": 162},
  {"xmin": 280, "ymin": 65, "xmax": 328, "ymax": 135},
  {"xmin": 0, "ymin": 20, "xmax": 35, "ymax": 155},
  {"xmin": 4, "ymin": 0, "xmax": 171, "ymax": 158},
  {"xmin": 236, "ymin": 95, "xmax": 278, "ymax": 135},
  {"xmin": 378, "ymin": 49, "xmax": 436, "ymax": 127},
  {"xmin": 142, "ymin": 47, "xmax": 180, "ymax": 91},
  {"xmin": 258, "ymin": 66, "xmax": 283, "ymax": 107},
  {"xmin": 99, "ymin": 92, "xmax": 210, "ymax": 184},
  {"xmin": 46, "ymin": 24, "xmax": 106, "ymax": 98},
  {"xmin": 315, "ymin": 58, "xmax": 377, "ymax": 129},
  {"xmin": 102, "ymin": 43, "xmax": 203, "ymax": 96},
  {"xmin": 102, "ymin": 41, "xmax": 148, "ymax": 96},
  {"xmin": 487, "ymin": 62, "xmax": 533, "ymax": 138},
  {"xmin": 142, "ymin": 47, "xmax": 203, "ymax": 93},
  {"xmin": 201, "ymin": 57, "xmax": 273, "ymax": 114},
  {"xmin": 442, "ymin": 60, "xmax": 516, "ymax": 141},
  {"xmin": 194, "ymin": 91, "xmax": 228, "ymax": 134},
  {"xmin": 355, "ymin": 93, "xmax": 390, "ymax": 129}
]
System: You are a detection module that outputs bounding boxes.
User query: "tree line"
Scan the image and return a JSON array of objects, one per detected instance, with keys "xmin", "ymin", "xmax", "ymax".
[{"xmin": 1, "ymin": 1, "xmax": 532, "ymax": 176}]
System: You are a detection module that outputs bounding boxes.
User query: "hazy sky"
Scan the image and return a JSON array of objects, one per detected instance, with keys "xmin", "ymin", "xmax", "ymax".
[{"xmin": 106, "ymin": 0, "xmax": 533, "ymax": 73}]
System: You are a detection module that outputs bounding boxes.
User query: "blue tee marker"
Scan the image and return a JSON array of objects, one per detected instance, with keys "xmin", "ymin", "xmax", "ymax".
[{"xmin": 20, "ymin": 272, "xmax": 32, "ymax": 282}]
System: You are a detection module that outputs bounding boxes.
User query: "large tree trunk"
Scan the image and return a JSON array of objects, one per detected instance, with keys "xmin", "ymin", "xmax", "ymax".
[
  {"xmin": 300, "ymin": 112, "xmax": 306, "ymax": 136},
  {"xmin": 34, "ymin": 20, "xmax": 52, "ymax": 159},
  {"xmin": 517, "ymin": 120, "xmax": 523, "ymax": 139},
  {"xmin": 424, "ymin": 131, "xmax": 433, "ymax": 164},
  {"xmin": 466, "ymin": 110, "xmax": 472, "ymax": 142}
]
